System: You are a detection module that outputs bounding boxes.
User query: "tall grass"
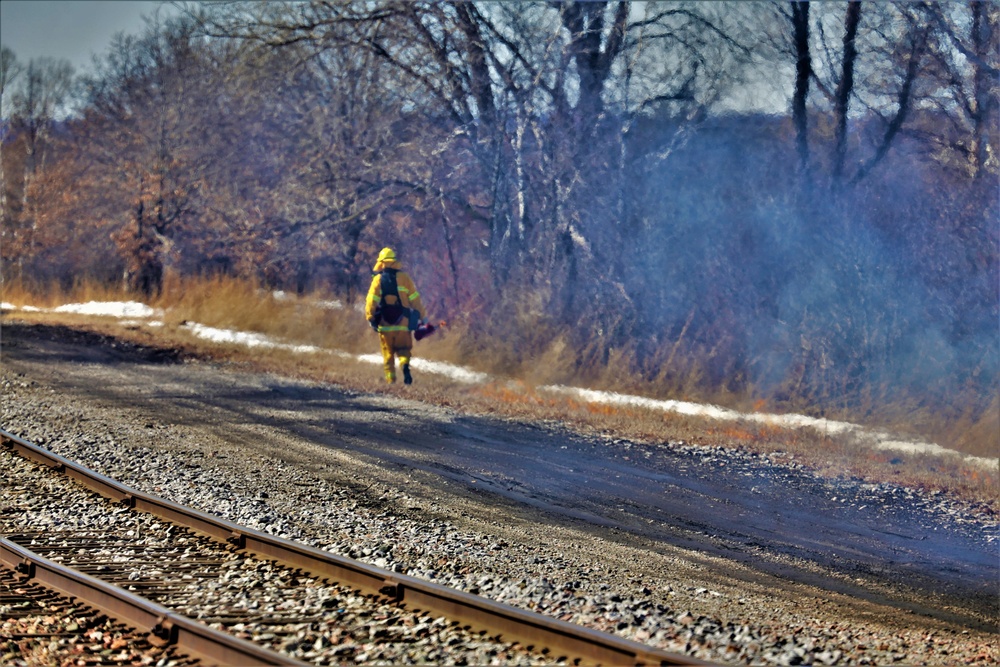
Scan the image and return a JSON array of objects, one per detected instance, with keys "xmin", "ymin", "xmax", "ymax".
[
  {"xmin": 441, "ymin": 290, "xmax": 998, "ymax": 463},
  {"xmin": 153, "ymin": 274, "xmax": 369, "ymax": 354},
  {"xmin": 1, "ymin": 276, "xmax": 131, "ymax": 309}
]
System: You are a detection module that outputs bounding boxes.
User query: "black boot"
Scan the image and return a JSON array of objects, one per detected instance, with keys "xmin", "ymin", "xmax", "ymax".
[{"xmin": 402, "ymin": 363, "xmax": 412, "ymax": 385}]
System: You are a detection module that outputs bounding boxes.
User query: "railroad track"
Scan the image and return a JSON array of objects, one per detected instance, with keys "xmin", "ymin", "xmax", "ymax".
[
  {"xmin": 0, "ymin": 559, "xmax": 202, "ymax": 666},
  {"xmin": 0, "ymin": 542, "xmax": 281, "ymax": 666},
  {"xmin": 1, "ymin": 428, "xmax": 711, "ymax": 666}
]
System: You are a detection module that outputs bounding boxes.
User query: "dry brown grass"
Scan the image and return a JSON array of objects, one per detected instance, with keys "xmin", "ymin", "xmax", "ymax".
[
  {"xmin": 908, "ymin": 395, "xmax": 1000, "ymax": 461},
  {"xmin": 1, "ymin": 276, "xmax": 130, "ymax": 309},
  {"xmin": 3, "ymin": 276, "xmax": 997, "ymax": 509}
]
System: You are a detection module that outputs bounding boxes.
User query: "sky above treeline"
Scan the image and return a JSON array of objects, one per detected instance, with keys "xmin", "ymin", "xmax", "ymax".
[
  {"xmin": 1, "ymin": 0, "xmax": 790, "ymax": 114},
  {"xmin": 1, "ymin": 1, "xmax": 179, "ymax": 75}
]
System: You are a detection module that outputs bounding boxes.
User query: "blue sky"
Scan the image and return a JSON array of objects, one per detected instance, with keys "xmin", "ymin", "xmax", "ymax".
[{"xmin": 1, "ymin": 1, "xmax": 178, "ymax": 75}]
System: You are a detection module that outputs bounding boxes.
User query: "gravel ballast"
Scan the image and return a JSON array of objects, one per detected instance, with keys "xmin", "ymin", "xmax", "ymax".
[{"xmin": 2, "ymin": 453, "xmax": 559, "ymax": 666}]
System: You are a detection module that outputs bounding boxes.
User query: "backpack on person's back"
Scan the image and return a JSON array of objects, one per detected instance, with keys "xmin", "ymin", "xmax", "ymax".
[{"xmin": 371, "ymin": 268, "xmax": 419, "ymax": 330}]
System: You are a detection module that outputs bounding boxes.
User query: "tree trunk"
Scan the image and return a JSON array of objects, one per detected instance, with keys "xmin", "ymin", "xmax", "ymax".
[
  {"xmin": 791, "ymin": 1, "xmax": 811, "ymax": 179},
  {"xmin": 832, "ymin": 2, "xmax": 862, "ymax": 185},
  {"xmin": 971, "ymin": 1, "xmax": 997, "ymax": 180}
]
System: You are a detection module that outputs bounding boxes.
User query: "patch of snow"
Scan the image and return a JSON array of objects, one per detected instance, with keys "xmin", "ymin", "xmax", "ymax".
[
  {"xmin": 54, "ymin": 301, "xmax": 159, "ymax": 318},
  {"xmin": 182, "ymin": 322, "xmax": 324, "ymax": 354},
  {"xmin": 119, "ymin": 318, "xmax": 163, "ymax": 328},
  {"xmin": 413, "ymin": 358, "xmax": 489, "ymax": 384},
  {"xmin": 742, "ymin": 410, "xmax": 857, "ymax": 435},
  {"xmin": 871, "ymin": 439, "xmax": 996, "ymax": 469},
  {"xmin": 356, "ymin": 354, "xmax": 487, "ymax": 383},
  {"xmin": 541, "ymin": 385, "xmax": 997, "ymax": 469},
  {"xmin": 542, "ymin": 386, "xmax": 749, "ymax": 423},
  {"xmin": 357, "ymin": 353, "xmax": 384, "ymax": 366},
  {"xmin": 268, "ymin": 291, "xmax": 343, "ymax": 310},
  {"xmin": 2, "ymin": 303, "xmax": 42, "ymax": 312}
]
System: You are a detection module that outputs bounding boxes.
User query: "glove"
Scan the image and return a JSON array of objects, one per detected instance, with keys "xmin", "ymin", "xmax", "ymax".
[{"xmin": 369, "ymin": 319, "xmax": 379, "ymax": 332}]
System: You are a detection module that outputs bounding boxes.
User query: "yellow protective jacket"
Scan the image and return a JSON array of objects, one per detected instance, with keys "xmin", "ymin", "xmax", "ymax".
[{"xmin": 365, "ymin": 257, "xmax": 424, "ymax": 333}]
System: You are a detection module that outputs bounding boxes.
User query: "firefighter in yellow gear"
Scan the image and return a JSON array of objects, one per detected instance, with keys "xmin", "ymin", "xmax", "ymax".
[{"xmin": 365, "ymin": 247, "xmax": 426, "ymax": 384}]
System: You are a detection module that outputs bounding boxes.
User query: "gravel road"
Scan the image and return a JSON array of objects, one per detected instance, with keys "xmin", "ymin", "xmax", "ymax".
[{"xmin": 1, "ymin": 320, "xmax": 997, "ymax": 666}]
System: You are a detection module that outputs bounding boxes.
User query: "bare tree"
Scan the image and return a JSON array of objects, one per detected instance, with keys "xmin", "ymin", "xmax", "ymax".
[
  {"xmin": 791, "ymin": 2, "xmax": 812, "ymax": 177},
  {"xmin": 0, "ymin": 54, "xmax": 74, "ymax": 279},
  {"xmin": 199, "ymin": 1, "xmax": 749, "ymax": 325},
  {"xmin": 831, "ymin": 1, "xmax": 861, "ymax": 183},
  {"xmin": 78, "ymin": 16, "xmax": 222, "ymax": 295},
  {"xmin": 918, "ymin": 1, "xmax": 1000, "ymax": 181},
  {"xmin": 11, "ymin": 57, "xmax": 74, "ymax": 187},
  {"xmin": 0, "ymin": 47, "xmax": 21, "ymax": 116},
  {"xmin": 769, "ymin": 1, "xmax": 934, "ymax": 188},
  {"xmin": 0, "ymin": 46, "xmax": 24, "ymax": 231}
]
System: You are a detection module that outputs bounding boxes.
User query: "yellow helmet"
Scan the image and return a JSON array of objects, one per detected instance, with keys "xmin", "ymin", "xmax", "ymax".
[{"xmin": 377, "ymin": 247, "xmax": 397, "ymax": 263}]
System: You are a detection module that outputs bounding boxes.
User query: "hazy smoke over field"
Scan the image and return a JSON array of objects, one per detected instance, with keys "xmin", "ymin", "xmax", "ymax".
[{"xmin": 620, "ymin": 116, "xmax": 998, "ymax": 412}]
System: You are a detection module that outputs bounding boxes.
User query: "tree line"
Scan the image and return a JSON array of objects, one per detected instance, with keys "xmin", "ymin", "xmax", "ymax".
[{"xmin": 1, "ymin": 1, "xmax": 997, "ymax": 419}]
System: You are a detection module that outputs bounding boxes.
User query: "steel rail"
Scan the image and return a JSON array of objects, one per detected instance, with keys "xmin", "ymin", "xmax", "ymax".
[
  {"xmin": 1, "ymin": 427, "xmax": 715, "ymax": 666},
  {"xmin": 0, "ymin": 538, "xmax": 305, "ymax": 666}
]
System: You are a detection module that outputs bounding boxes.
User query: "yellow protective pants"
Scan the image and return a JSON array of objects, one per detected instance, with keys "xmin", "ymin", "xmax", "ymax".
[{"xmin": 378, "ymin": 330, "xmax": 412, "ymax": 383}]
